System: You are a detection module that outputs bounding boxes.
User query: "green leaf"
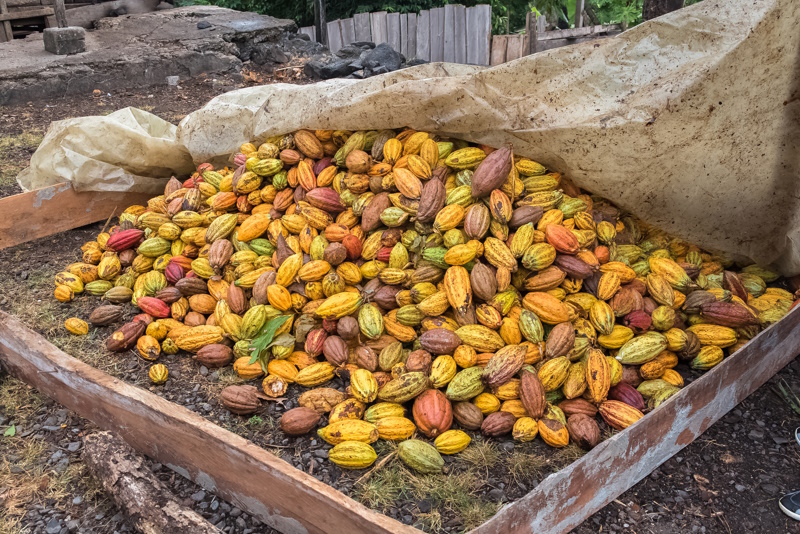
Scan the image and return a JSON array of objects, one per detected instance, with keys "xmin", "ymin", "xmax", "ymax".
[
  {"xmin": 4, "ymin": 424, "xmax": 15, "ymax": 437},
  {"xmin": 249, "ymin": 315, "xmax": 292, "ymax": 364},
  {"xmin": 267, "ymin": 332, "xmax": 296, "ymax": 350}
]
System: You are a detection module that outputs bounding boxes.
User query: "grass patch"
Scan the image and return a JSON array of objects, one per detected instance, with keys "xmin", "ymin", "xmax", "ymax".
[
  {"xmin": 0, "ymin": 377, "xmax": 45, "ymax": 425},
  {"xmin": 457, "ymin": 438, "xmax": 500, "ymax": 474},
  {"xmin": 354, "ymin": 461, "xmax": 408, "ymax": 510},
  {"xmin": 0, "ymin": 130, "xmax": 44, "ymax": 186},
  {"xmin": 507, "ymin": 448, "xmax": 547, "ymax": 486},
  {"xmin": 460, "ymin": 500, "xmax": 502, "ymax": 530}
]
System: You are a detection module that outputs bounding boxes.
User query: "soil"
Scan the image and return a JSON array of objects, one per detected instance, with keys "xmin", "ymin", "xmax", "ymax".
[{"xmin": 2, "ymin": 77, "xmax": 800, "ymax": 534}]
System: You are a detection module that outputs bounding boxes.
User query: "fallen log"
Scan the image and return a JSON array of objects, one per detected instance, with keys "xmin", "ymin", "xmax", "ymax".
[{"xmin": 83, "ymin": 431, "xmax": 218, "ymax": 534}]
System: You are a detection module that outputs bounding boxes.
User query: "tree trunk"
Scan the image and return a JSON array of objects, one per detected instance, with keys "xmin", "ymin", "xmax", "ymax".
[
  {"xmin": 314, "ymin": 0, "xmax": 327, "ymax": 45},
  {"xmin": 642, "ymin": 0, "xmax": 684, "ymax": 21},
  {"xmin": 83, "ymin": 432, "xmax": 218, "ymax": 534}
]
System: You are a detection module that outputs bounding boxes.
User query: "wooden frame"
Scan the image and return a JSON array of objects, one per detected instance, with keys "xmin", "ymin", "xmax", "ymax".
[{"xmin": 2, "ymin": 185, "xmax": 799, "ymax": 533}]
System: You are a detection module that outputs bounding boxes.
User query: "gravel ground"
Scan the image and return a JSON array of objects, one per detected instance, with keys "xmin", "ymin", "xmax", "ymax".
[{"xmin": 1, "ymin": 74, "xmax": 800, "ymax": 534}]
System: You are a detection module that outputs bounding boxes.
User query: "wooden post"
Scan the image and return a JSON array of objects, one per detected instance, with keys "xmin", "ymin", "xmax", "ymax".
[
  {"xmin": 314, "ymin": 0, "xmax": 327, "ymax": 46},
  {"xmin": 53, "ymin": 0, "xmax": 67, "ymax": 28},
  {"xmin": 574, "ymin": 0, "xmax": 585, "ymax": 28},
  {"xmin": 0, "ymin": 0, "xmax": 14, "ymax": 41}
]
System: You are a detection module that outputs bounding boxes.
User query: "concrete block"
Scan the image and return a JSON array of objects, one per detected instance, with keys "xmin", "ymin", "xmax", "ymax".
[{"xmin": 44, "ymin": 27, "xmax": 86, "ymax": 55}]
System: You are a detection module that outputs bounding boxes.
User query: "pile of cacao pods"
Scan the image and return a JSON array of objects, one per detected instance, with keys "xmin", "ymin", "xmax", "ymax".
[{"xmin": 54, "ymin": 128, "xmax": 798, "ymax": 473}]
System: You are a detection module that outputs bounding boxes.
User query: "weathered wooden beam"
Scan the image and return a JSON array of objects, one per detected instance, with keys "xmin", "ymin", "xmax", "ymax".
[
  {"xmin": 538, "ymin": 24, "xmax": 619, "ymax": 41},
  {"xmin": 0, "ymin": 183, "xmax": 154, "ymax": 251},
  {"xmin": 475, "ymin": 307, "xmax": 800, "ymax": 533},
  {"xmin": 0, "ymin": 311, "xmax": 417, "ymax": 534},
  {"xmin": 0, "ymin": 5, "xmax": 52, "ymax": 20}
]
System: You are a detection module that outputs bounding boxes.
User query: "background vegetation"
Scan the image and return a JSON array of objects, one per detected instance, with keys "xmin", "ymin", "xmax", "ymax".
[{"xmin": 180, "ymin": 0, "xmax": 699, "ymax": 34}]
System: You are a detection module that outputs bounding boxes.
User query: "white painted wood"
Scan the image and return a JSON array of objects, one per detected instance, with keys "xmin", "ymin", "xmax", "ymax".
[
  {"xmin": 407, "ymin": 13, "xmax": 417, "ymax": 59},
  {"xmin": 416, "ymin": 10, "xmax": 430, "ymax": 61},
  {"xmin": 326, "ymin": 19, "xmax": 342, "ymax": 53},
  {"xmin": 370, "ymin": 11, "xmax": 388, "ymax": 44},
  {"xmin": 354, "ymin": 12, "xmax": 371, "ymax": 42},
  {"xmin": 490, "ymin": 34, "xmax": 507, "ymax": 66},
  {"xmin": 340, "ymin": 17, "xmax": 355, "ymax": 46},
  {"xmin": 299, "ymin": 25, "xmax": 316, "ymax": 42},
  {"xmin": 453, "ymin": 4, "xmax": 467, "ymax": 64},
  {"xmin": 443, "ymin": 4, "xmax": 456, "ymax": 63},
  {"xmin": 429, "ymin": 6, "xmax": 445, "ymax": 62},
  {"xmin": 399, "ymin": 12, "xmax": 408, "ymax": 57},
  {"xmin": 387, "ymin": 12, "xmax": 400, "ymax": 52},
  {"xmin": 466, "ymin": 4, "xmax": 491, "ymax": 66}
]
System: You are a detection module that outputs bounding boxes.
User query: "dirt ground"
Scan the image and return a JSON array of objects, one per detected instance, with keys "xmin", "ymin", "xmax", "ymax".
[{"xmin": 1, "ymin": 76, "xmax": 800, "ymax": 534}]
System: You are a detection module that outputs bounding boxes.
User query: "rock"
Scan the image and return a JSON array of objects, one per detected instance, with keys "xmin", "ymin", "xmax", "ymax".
[
  {"xmin": 406, "ymin": 58, "xmax": 429, "ymax": 67},
  {"xmin": 72, "ymin": 496, "xmax": 83, "ymax": 505},
  {"xmin": 772, "ymin": 435, "xmax": 790, "ymax": 445},
  {"xmin": 304, "ymin": 57, "xmax": 358, "ymax": 80},
  {"xmin": 735, "ymin": 484, "xmax": 746, "ymax": 492},
  {"xmin": 43, "ymin": 27, "xmax": 86, "ymax": 56},
  {"xmin": 335, "ymin": 45, "xmax": 365, "ymax": 60},
  {"xmin": 67, "ymin": 442, "xmax": 81, "ymax": 452},
  {"xmin": 761, "ymin": 483, "xmax": 779, "ymax": 495},
  {"xmin": 313, "ymin": 449, "xmax": 329, "ymax": 459},
  {"xmin": 748, "ymin": 429, "xmax": 764, "ymax": 440},
  {"xmin": 230, "ymin": 507, "xmax": 242, "ymax": 517},
  {"xmin": 350, "ymin": 41, "xmax": 376, "ymax": 49},
  {"xmin": 488, "ymin": 488, "xmax": 505, "ymax": 502},
  {"xmin": 66, "ymin": 519, "xmax": 80, "ymax": 531},
  {"xmin": 199, "ymin": 366, "xmax": 209, "ymax": 376},
  {"xmin": 191, "ymin": 490, "xmax": 206, "ymax": 502},
  {"xmin": 45, "ymin": 519, "xmax": 62, "ymax": 534},
  {"xmin": 197, "ymin": 21, "xmax": 212, "ymax": 30},
  {"xmin": 362, "ymin": 43, "xmax": 403, "ymax": 74}
]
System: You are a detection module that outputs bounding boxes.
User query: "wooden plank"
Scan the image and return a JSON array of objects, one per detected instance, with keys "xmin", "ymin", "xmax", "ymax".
[
  {"xmin": 299, "ymin": 25, "xmax": 316, "ymax": 42},
  {"xmin": 0, "ymin": 5, "xmax": 52, "ymax": 21},
  {"xmin": 538, "ymin": 24, "xmax": 617, "ymax": 41},
  {"xmin": 0, "ymin": 312, "xmax": 419, "ymax": 534},
  {"xmin": 52, "ymin": 0, "xmax": 65, "ymax": 27},
  {"xmin": 452, "ymin": 4, "xmax": 466, "ymax": 64},
  {"xmin": 8, "ymin": 0, "xmax": 45, "ymax": 7},
  {"xmin": 416, "ymin": 10, "xmax": 429, "ymax": 61},
  {"xmin": 399, "ymin": 12, "xmax": 407, "ymax": 57},
  {"xmin": 465, "ymin": 4, "xmax": 491, "ymax": 66},
  {"xmin": 407, "ymin": 13, "xmax": 416, "ymax": 59},
  {"xmin": 387, "ymin": 12, "xmax": 400, "ymax": 52},
  {"xmin": 490, "ymin": 34, "xmax": 507, "ymax": 66},
  {"xmin": 476, "ymin": 307, "xmax": 800, "ymax": 533},
  {"xmin": 575, "ymin": 0, "xmax": 585, "ymax": 28},
  {"xmin": 0, "ymin": 0, "xmax": 12, "ymax": 43},
  {"xmin": 525, "ymin": 11, "xmax": 533, "ymax": 55},
  {"xmin": 0, "ymin": 184, "xmax": 153, "ymax": 251},
  {"xmin": 353, "ymin": 12, "xmax": 370, "ymax": 42},
  {"xmin": 370, "ymin": 10, "xmax": 387, "ymax": 45},
  {"xmin": 505, "ymin": 34, "xmax": 524, "ymax": 62},
  {"xmin": 340, "ymin": 17, "xmax": 355, "ymax": 47},
  {"xmin": 326, "ymin": 19, "xmax": 342, "ymax": 53},
  {"xmin": 429, "ymin": 6, "xmax": 444, "ymax": 62},
  {"xmin": 443, "ymin": 4, "xmax": 455, "ymax": 63}
]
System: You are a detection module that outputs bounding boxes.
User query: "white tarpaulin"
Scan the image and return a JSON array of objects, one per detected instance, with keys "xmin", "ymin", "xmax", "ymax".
[{"xmin": 17, "ymin": 0, "xmax": 800, "ymax": 274}]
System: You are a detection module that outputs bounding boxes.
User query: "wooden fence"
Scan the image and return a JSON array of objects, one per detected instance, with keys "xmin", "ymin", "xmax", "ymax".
[
  {"xmin": 301, "ymin": 4, "xmax": 492, "ymax": 66},
  {"xmin": 300, "ymin": 6, "xmax": 621, "ymax": 67}
]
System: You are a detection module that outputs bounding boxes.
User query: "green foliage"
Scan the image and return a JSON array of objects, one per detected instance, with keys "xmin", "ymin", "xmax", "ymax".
[
  {"xmin": 248, "ymin": 314, "xmax": 291, "ymax": 370},
  {"xmin": 590, "ymin": 0, "xmax": 644, "ymax": 25}
]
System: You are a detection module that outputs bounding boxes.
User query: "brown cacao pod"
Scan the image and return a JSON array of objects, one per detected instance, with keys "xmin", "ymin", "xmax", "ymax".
[
  {"xmin": 220, "ymin": 385, "xmax": 260, "ymax": 415},
  {"xmin": 481, "ymin": 410, "xmax": 516, "ymax": 437},
  {"xmin": 89, "ymin": 305, "xmax": 124, "ymax": 326},
  {"xmin": 106, "ymin": 321, "xmax": 146, "ymax": 352},
  {"xmin": 280, "ymin": 407, "xmax": 322, "ymax": 436},
  {"xmin": 520, "ymin": 369, "xmax": 546, "ymax": 419},
  {"xmin": 452, "ymin": 401, "xmax": 484, "ymax": 430},
  {"xmin": 566, "ymin": 413, "xmax": 601, "ymax": 450},
  {"xmin": 194, "ymin": 344, "xmax": 233, "ymax": 368}
]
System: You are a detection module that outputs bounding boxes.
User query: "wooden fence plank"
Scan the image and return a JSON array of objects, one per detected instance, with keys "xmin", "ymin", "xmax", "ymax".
[
  {"xmin": 466, "ymin": 4, "xmax": 491, "ymax": 65},
  {"xmin": 340, "ymin": 17, "xmax": 355, "ymax": 47},
  {"xmin": 387, "ymin": 12, "xmax": 400, "ymax": 51},
  {"xmin": 429, "ymin": 6, "xmax": 444, "ymax": 62},
  {"xmin": 299, "ymin": 25, "xmax": 316, "ymax": 42},
  {"xmin": 453, "ymin": 4, "xmax": 467, "ymax": 64},
  {"xmin": 505, "ymin": 34, "xmax": 524, "ymax": 61},
  {"xmin": 0, "ymin": 184, "xmax": 153, "ymax": 251},
  {"xmin": 443, "ymin": 4, "xmax": 455, "ymax": 63},
  {"xmin": 399, "ymin": 12, "xmax": 408, "ymax": 57},
  {"xmin": 326, "ymin": 20, "xmax": 342, "ymax": 53},
  {"xmin": 416, "ymin": 10, "xmax": 430, "ymax": 61},
  {"xmin": 0, "ymin": 312, "xmax": 418, "ymax": 534},
  {"xmin": 538, "ymin": 24, "xmax": 615, "ymax": 40},
  {"xmin": 407, "ymin": 13, "xmax": 417, "ymax": 59},
  {"xmin": 490, "ymin": 34, "xmax": 507, "ymax": 66},
  {"xmin": 475, "ymin": 306, "xmax": 800, "ymax": 533},
  {"xmin": 370, "ymin": 11, "xmax": 387, "ymax": 44},
  {"xmin": 354, "ymin": 12, "xmax": 371, "ymax": 42},
  {"xmin": 575, "ymin": 0, "xmax": 585, "ymax": 27}
]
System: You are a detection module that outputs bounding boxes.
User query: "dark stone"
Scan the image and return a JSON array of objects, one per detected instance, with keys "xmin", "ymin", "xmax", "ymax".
[
  {"xmin": 197, "ymin": 21, "xmax": 212, "ymax": 29},
  {"xmin": 304, "ymin": 57, "xmax": 358, "ymax": 80},
  {"xmin": 370, "ymin": 65, "xmax": 389, "ymax": 76},
  {"xmin": 295, "ymin": 32, "xmax": 311, "ymax": 41},
  {"xmin": 44, "ymin": 27, "xmax": 86, "ymax": 56},
  {"xmin": 335, "ymin": 44, "xmax": 365, "ymax": 59},
  {"xmin": 362, "ymin": 43, "xmax": 403, "ymax": 73},
  {"xmin": 350, "ymin": 41, "xmax": 376, "ymax": 48},
  {"xmin": 406, "ymin": 58, "xmax": 429, "ymax": 67}
]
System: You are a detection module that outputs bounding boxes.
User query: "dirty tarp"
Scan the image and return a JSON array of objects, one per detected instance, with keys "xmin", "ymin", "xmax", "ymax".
[{"xmin": 17, "ymin": 0, "xmax": 800, "ymax": 275}]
